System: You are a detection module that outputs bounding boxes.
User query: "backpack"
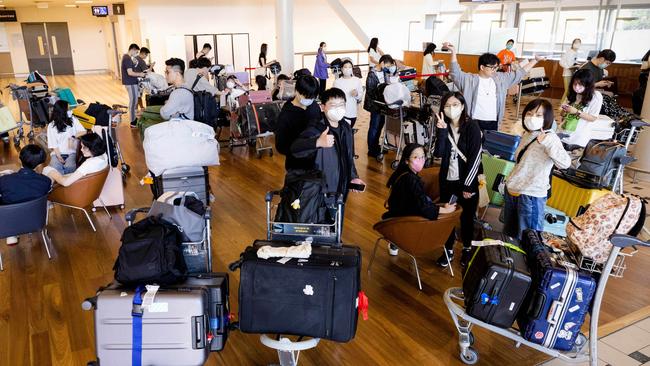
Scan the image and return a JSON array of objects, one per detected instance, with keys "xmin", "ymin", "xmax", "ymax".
[
  {"xmin": 185, "ymin": 76, "xmax": 219, "ymax": 128},
  {"xmin": 566, "ymin": 193, "xmax": 645, "ymax": 264},
  {"xmin": 85, "ymin": 102, "xmax": 111, "ymax": 126},
  {"xmin": 275, "ymin": 170, "xmax": 332, "ymax": 225},
  {"xmin": 424, "ymin": 76, "xmax": 450, "ymax": 97},
  {"xmin": 565, "ymin": 140, "xmax": 627, "ymax": 189},
  {"xmin": 113, "ymin": 215, "xmax": 187, "ymax": 285}
]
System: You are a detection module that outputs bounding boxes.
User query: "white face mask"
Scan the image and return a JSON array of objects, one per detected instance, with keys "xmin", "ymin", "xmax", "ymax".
[
  {"xmin": 342, "ymin": 68, "xmax": 353, "ymax": 77},
  {"xmin": 444, "ymin": 106, "xmax": 463, "ymax": 120},
  {"xmin": 524, "ymin": 116, "xmax": 544, "ymax": 131},
  {"xmin": 389, "ymin": 76, "xmax": 400, "ymax": 84},
  {"xmin": 326, "ymin": 107, "xmax": 346, "ymax": 122},
  {"xmin": 67, "ymin": 110, "xmax": 73, "ymax": 118},
  {"xmin": 226, "ymin": 81, "xmax": 235, "ymax": 89},
  {"xmin": 299, "ymin": 97, "xmax": 314, "ymax": 107}
]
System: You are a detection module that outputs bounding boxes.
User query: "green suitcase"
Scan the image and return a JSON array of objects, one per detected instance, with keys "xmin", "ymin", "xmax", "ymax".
[{"xmin": 481, "ymin": 153, "xmax": 515, "ymax": 206}]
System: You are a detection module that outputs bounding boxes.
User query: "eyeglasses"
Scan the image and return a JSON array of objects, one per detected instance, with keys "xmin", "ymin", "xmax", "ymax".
[{"xmin": 484, "ymin": 65, "xmax": 499, "ymax": 71}]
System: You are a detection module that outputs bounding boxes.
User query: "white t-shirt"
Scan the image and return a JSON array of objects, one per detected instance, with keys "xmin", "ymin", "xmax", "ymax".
[
  {"xmin": 368, "ymin": 49, "xmax": 380, "ymax": 68},
  {"xmin": 422, "ymin": 54, "xmax": 437, "ymax": 77},
  {"xmin": 76, "ymin": 155, "xmax": 108, "ymax": 177},
  {"xmin": 447, "ymin": 126, "xmax": 461, "ymax": 181},
  {"xmin": 333, "ymin": 76, "xmax": 363, "ymax": 119},
  {"xmin": 562, "ymin": 91, "xmax": 604, "ymax": 147},
  {"xmin": 559, "ymin": 48, "xmax": 578, "ymax": 77},
  {"xmin": 472, "ymin": 77, "xmax": 498, "ymax": 121},
  {"xmin": 47, "ymin": 117, "xmax": 86, "ymax": 155}
]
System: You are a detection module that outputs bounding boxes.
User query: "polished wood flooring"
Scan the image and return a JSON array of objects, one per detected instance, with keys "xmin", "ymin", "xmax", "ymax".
[{"xmin": 0, "ymin": 74, "xmax": 649, "ymax": 366}]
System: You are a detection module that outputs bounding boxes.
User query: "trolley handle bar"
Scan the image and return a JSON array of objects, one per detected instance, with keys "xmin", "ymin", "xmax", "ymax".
[
  {"xmin": 630, "ymin": 119, "xmax": 650, "ymax": 128},
  {"xmin": 125, "ymin": 207, "xmax": 151, "ymax": 224},
  {"xmin": 610, "ymin": 234, "xmax": 650, "ymax": 249},
  {"xmin": 265, "ymin": 190, "xmax": 343, "ymax": 204}
]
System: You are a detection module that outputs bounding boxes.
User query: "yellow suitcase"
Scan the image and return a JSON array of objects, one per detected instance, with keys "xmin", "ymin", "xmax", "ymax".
[
  {"xmin": 547, "ymin": 174, "xmax": 610, "ymax": 216},
  {"xmin": 72, "ymin": 106, "xmax": 95, "ymax": 129}
]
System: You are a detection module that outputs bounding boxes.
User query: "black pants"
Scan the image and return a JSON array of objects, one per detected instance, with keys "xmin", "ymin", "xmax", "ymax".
[
  {"xmin": 440, "ymin": 180, "xmax": 479, "ymax": 250},
  {"xmin": 318, "ymin": 78, "xmax": 327, "ymax": 98},
  {"xmin": 475, "ymin": 119, "xmax": 498, "ymax": 132}
]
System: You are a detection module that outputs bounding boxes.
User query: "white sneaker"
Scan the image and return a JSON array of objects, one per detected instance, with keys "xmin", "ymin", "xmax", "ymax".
[
  {"xmin": 388, "ymin": 243, "xmax": 399, "ymax": 256},
  {"xmin": 6, "ymin": 236, "xmax": 18, "ymax": 246}
]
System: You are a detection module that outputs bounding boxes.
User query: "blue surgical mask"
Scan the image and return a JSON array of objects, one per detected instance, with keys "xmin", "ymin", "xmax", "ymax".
[
  {"xmin": 506, "ymin": 44, "xmax": 513, "ymax": 50},
  {"xmin": 598, "ymin": 63, "xmax": 608, "ymax": 69},
  {"xmin": 388, "ymin": 65, "xmax": 397, "ymax": 74},
  {"xmin": 300, "ymin": 97, "xmax": 314, "ymax": 107}
]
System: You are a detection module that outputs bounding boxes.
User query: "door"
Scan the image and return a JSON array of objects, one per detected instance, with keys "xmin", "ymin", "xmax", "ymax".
[{"xmin": 21, "ymin": 22, "xmax": 74, "ymax": 76}]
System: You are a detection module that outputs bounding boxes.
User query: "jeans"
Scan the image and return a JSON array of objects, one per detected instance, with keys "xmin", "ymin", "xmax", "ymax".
[
  {"xmin": 502, "ymin": 189, "xmax": 546, "ymax": 240},
  {"xmin": 441, "ymin": 180, "xmax": 479, "ymax": 250},
  {"xmin": 318, "ymin": 78, "xmax": 327, "ymax": 98},
  {"xmin": 367, "ymin": 112, "xmax": 385, "ymax": 157},
  {"xmin": 49, "ymin": 153, "xmax": 77, "ymax": 174},
  {"xmin": 125, "ymin": 84, "xmax": 139, "ymax": 123}
]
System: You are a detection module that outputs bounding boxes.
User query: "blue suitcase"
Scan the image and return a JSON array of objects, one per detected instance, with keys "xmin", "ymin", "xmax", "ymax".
[
  {"xmin": 484, "ymin": 131, "xmax": 521, "ymax": 161},
  {"xmin": 542, "ymin": 206, "xmax": 569, "ymax": 237},
  {"xmin": 518, "ymin": 230, "xmax": 596, "ymax": 351}
]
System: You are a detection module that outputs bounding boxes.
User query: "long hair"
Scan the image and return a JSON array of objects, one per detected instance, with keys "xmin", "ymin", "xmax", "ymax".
[
  {"xmin": 367, "ymin": 38, "xmax": 378, "ymax": 53},
  {"xmin": 386, "ymin": 143, "xmax": 423, "ymax": 188},
  {"xmin": 440, "ymin": 91, "xmax": 470, "ymax": 129},
  {"xmin": 51, "ymin": 100, "xmax": 72, "ymax": 133},
  {"xmin": 567, "ymin": 69, "xmax": 595, "ymax": 106},
  {"xmin": 522, "ymin": 98, "xmax": 554, "ymax": 131},
  {"xmin": 423, "ymin": 43, "xmax": 436, "ymax": 56}
]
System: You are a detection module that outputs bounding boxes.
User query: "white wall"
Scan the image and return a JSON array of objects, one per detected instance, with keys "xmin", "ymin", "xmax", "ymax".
[{"xmin": 5, "ymin": 6, "xmax": 109, "ymax": 75}]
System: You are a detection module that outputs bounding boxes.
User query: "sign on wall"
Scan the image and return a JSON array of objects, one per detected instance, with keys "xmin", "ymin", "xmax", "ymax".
[
  {"xmin": 113, "ymin": 3, "xmax": 125, "ymax": 15},
  {"xmin": 0, "ymin": 10, "xmax": 18, "ymax": 22}
]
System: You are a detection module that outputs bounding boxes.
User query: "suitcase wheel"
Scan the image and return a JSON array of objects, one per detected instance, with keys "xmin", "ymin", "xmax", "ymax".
[
  {"xmin": 460, "ymin": 347, "xmax": 479, "ymax": 365},
  {"xmin": 121, "ymin": 164, "xmax": 130, "ymax": 174},
  {"xmin": 376, "ymin": 154, "xmax": 384, "ymax": 162},
  {"xmin": 391, "ymin": 160, "xmax": 399, "ymax": 170}
]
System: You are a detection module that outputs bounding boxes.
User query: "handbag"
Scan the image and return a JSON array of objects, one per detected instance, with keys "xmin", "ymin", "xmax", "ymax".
[
  {"xmin": 478, "ymin": 174, "xmax": 490, "ymax": 208},
  {"xmin": 0, "ymin": 106, "xmax": 18, "ymax": 133},
  {"xmin": 148, "ymin": 192, "xmax": 205, "ymax": 242}
]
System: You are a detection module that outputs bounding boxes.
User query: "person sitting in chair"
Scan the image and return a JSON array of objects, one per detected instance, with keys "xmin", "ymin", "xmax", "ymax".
[
  {"xmin": 43, "ymin": 133, "xmax": 108, "ymax": 187},
  {"xmin": 0, "ymin": 144, "xmax": 52, "ymax": 245},
  {"xmin": 383, "ymin": 143, "xmax": 457, "ymax": 256}
]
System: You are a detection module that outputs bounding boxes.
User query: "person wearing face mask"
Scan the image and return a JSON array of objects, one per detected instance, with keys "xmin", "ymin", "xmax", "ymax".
[
  {"xmin": 559, "ymin": 38, "xmax": 582, "ymax": 103},
  {"xmin": 291, "ymin": 88, "xmax": 364, "ymax": 209},
  {"xmin": 580, "ymin": 49, "xmax": 616, "ymax": 89},
  {"xmin": 333, "ymin": 60, "xmax": 363, "ymax": 128},
  {"xmin": 275, "ymin": 75, "xmax": 321, "ymax": 172},
  {"xmin": 433, "ymin": 92, "xmax": 483, "ymax": 268},
  {"xmin": 559, "ymin": 69, "xmax": 603, "ymax": 148},
  {"xmin": 46, "ymin": 100, "xmax": 87, "ymax": 174},
  {"xmin": 159, "ymin": 58, "xmax": 194, "ymax": 120},
  {"xmin": 496, "ymin": 39, "xmax": 516, "ymax": 72},
  {"xmin": 503, "ymin": 99, "xmax": 571, "ymax": 239},
  {"xmin": 43, "ymin": 133, "xmax": 108, "ymax": 187},
  {"xmin": 364, "ymin": 54, "xmax": 396, "ymax": 159},
  {"xmin": 383, "ymin": 143, "xmax": 457, "ymax": 256},
  {"xmin": 122, "ymin": 43, "xmax": 148, "ymax": 128},
  {"xmin": 447, "ymin": 42, "xmax": 544, "ymax": 131},
  {"xmin": 314, "ymin": 42, "xmax": 330, "ymax": 98}
]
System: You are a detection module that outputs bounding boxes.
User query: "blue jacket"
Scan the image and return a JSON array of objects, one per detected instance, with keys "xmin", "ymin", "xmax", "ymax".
[
  {"xmin": 313, "ymin": 50, "xmax": 329, "ymax": 79},
  {"xmin": 0, "ymin": 168, "xmax": 52, "ymax": 205}
]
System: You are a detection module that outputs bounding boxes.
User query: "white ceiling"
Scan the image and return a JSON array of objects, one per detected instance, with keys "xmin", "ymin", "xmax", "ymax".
[{"xmin": 0, "ymin": 0, "xmax": 128, "ymax": 8}]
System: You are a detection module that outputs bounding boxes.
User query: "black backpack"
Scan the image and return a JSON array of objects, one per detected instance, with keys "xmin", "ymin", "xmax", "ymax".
[
  {"xmin": 113, "ymin": 215, "xmax": 187, "ymax": 285},
  {"xmin": 275, "ymin": 170, "xmax": 332, "ymax": 225},
  {"xmin": 183, "ymin": 76, "xmax": 219, "ymax": 128},
  {"xmin": 85, "ymin": 102, "xmax": 111, "ymax": 126},
  {"xmin": 425, "ymin": 76, "xmax": 450, "ymax": 97}
]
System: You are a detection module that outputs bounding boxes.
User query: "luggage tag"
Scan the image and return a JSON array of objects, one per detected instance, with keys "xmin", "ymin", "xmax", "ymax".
[
  {"xmin": 141, "ymin": 176, "xmax": 154, "ymax": 185},
  {"xmin": 141, "ymin": 285, "xmax": 164, "ymax": 312}
]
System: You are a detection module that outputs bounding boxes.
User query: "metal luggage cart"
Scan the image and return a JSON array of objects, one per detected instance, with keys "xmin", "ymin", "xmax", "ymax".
[
  {"xmin": 265, "ymin": 191, "xmax": 343, "ymax": 245},
  {"xmin": 444, "ymin": 234, "xmax": 649, "ymax": 365},
  {"xmin": 423, "ymin": 95, "xmax": 443, "ymax": 166},
  {"xmin": 375, "ymin": 100, "xmax": 408, "ymax": 170},
  {"xmin": 611, "ymin": 119, "xmax": 649, "ymax": 194},
  {"xmin": 125, "ymin": 202, "xmax": 213, "ymax": 274},
  {"xmin": 6, "ymin": 84, "xmax": 38, "ymax": 147},
  {"xmin": 105, "ymin": 104, "xmax": 131, "ymax": 178}
]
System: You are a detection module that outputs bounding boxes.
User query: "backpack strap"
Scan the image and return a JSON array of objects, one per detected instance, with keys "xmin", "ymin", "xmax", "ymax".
[
  {"xmin": 191, "ymin": 75, "xmax": 202, "ymax": 91},
  {"xmin": 516, "ymin": 136, "xmax": 538, "ymax": 163},
  {"xmin": 131, "ymin": 285, "xmax": 145, "ymax": 366},
  {"xmin": 447, "ymin": 132, "xmax": 467, "ymax": 163},
  {"xmin": 613, "ymin": 196, "xmax": 632, "ymax": 233}
]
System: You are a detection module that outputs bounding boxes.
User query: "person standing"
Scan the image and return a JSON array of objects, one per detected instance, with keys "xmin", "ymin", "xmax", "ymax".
[
  {"xmin": 134, "ymin": 47, "xmax": 154, "ymax": 109},
  {"xmin": 422, "ymin": 43, "xmax": 438, "ymax": 78},
  {"xmin": 496, "ymin": 39, "xmax": 516, "ymax": 72},
  {"xmin": 122, "ymin": 43, "xmax": 147, "ymax": 128},
  {"xmin": 259, "ymin": 43, "xmax": 268, "ymax": 67},
  {"xmin": 367, "ymin": 37, "xmax": 384, "ymax": 70},
  {"xmin": 195, "ymin": 43, "xmax": 213, "ymax": 61},
  {"xmin": 579, "ymin": 49, "xmax": 616, "ymax": 88},
  {"xmin": 559, "ymin": 38, "xmax": 581, "ymax": 103},
  {"xmin": 447, "ymin": 42, "xmax": 543, "ymax": 131},
  {"xmin": 333, "ymin": 60, "xmax": 363, "ymax": 128},
  {"xmin": 363, "ymin": 54, "xmax": 396, "ymax": 159},
  {"xmin": 314, "ymin": 42, "xmax": 330, "ymax": 98}
]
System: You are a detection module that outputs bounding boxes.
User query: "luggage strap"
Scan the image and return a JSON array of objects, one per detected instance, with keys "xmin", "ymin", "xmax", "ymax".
[{"xmin": 132, "ymin": 285, "xmax": 145, "ymax": 366}]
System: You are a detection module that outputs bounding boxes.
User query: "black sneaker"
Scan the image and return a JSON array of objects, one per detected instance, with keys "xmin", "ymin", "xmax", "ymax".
[
  {"xmin": 460, "ymin": 249, "xmax": 473, "ymax": 268},
  {"xmin": 436, "ymin": 249, "xmax": 454, "ymax": 268},
  {"xmin": 130, "ymin": 120, "xmax": 138, "ymax": 128}
]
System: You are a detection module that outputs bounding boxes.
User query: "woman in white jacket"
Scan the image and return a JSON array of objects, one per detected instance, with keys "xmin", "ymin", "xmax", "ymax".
[
  {"xmin": 559, "ymin": 38, "xmax": 581, "ymax": 103},
  {"xmin": 333, "ymin": 60, "xmax": 363, "ymax": 128},
  {"xmin": 503, "ymin": 98, "xmax": 571, "ymax": 239}
]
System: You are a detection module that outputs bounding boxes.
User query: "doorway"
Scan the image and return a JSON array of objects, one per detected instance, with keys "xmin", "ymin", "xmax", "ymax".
[{"xmin": 21, "ymin": 22, "xmax": 74, "ymax": 76}]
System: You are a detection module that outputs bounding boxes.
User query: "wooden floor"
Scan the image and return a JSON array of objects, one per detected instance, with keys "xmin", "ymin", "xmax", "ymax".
[{"xmin": 0, "ymin": 74, "xmax": 649, "ymax": 366}]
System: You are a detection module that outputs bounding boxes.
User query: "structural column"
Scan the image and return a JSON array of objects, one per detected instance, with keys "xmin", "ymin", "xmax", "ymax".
[{"xmin": 275, "ymin": 0, "xmax": 294, "ymax": 73}]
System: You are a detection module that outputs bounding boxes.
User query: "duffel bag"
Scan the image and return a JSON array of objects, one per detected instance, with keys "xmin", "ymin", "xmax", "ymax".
[{"xmin": 148, "ymin": 192, "xmax": 206, "ymax": 242}]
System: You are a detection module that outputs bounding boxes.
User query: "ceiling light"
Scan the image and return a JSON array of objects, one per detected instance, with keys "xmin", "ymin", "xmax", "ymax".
[
  {"xmin": 75, "ymin": 0, "xmax": 93, "ymax": 3},
  {"xmin": 36, "ymin": 2, "xmax": 49, "ymax": 8}
]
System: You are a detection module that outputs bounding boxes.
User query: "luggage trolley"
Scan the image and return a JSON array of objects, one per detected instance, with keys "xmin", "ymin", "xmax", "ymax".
[
  {"xmin": 6, "ymin": 84, "xmax": 38, "ymax": 147},
  {"xmin": 444, "ymin": 233, "xmax": 649, "ymax": 365},
  {"xmin": 105, "ymin": 104, "xmax": 132, "ymax": 178},
  {"xmin": 375, "ymin": 100, "xmax": 408, "ymax": 170},
  {"xmin": 611, "ymin": 119, "xmax": 649, "ymax": 194},
  {"xmin": 125, "ymin": 200, "xmax": 213, "ymax": 274}
]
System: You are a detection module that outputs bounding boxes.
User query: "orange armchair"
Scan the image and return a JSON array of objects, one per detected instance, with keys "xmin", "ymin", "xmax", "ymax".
[
  {"xmin": 369, "ymin": 166, "xmax": 462, "ymax": 290},
  {"xmin": 48, "ymin": 168, "xmax": 109, "ymax": 231}
]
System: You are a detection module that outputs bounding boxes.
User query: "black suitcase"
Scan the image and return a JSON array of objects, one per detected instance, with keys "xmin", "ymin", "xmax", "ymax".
[
  {"xmin": 463, "ymin": 232, "xmax": 532, "ymax": 328},
  {"xmin": 231, "ymin": 240, "xmax": 365, "ymax": 342},
  {"xmin": 185, "ymin": 273, "xmax": 230, "ymax": 352}
]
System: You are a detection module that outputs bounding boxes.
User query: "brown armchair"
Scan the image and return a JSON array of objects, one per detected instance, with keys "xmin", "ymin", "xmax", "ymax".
[
  {"xmin": 369, "ymin": 166, "xmax": 462, "ymax": 290},
  {"xmin": 48, "ymin": 168, "xmax": 109, "ymax": 232}
]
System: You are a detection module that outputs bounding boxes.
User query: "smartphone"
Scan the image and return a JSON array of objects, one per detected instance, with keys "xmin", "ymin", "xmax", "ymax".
[
  {"xmin": 348, "ymin": 182, "xmax": 366, "ymax": 192},
  {"xmin": 449, "ymin": 194, "xmax": 458, "ymax": 205}
]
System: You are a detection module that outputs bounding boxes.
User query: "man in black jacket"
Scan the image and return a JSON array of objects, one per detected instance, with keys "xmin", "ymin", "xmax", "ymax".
[
  {"xmin": 363, "ymin": 54, "xmax": 396, "ymax": 159},
  {"xmin": 274, "ymin": 75, "xmax": 321, "ymax": 172},
  {"xmin": 291, "ymin": 88, "xmax": 365, "ymax": 206}
]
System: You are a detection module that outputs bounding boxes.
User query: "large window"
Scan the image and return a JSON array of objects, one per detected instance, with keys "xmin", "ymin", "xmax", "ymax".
[
  {"xmin": 517, "ymin": 10, "xmax": 555, "ymax": 57},
  {"xmin": 609, "ymin": 8, "xmax": 650, "ymax": 62},
  {"xmin": 554, "ymin": 9, "xmax": 600, "ymax": 59}
]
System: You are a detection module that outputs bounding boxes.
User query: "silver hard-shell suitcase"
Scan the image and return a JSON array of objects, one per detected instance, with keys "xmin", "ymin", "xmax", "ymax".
[{"xmin": 89, "ymin": 285, "xmax": 210, "ymax": 366}]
